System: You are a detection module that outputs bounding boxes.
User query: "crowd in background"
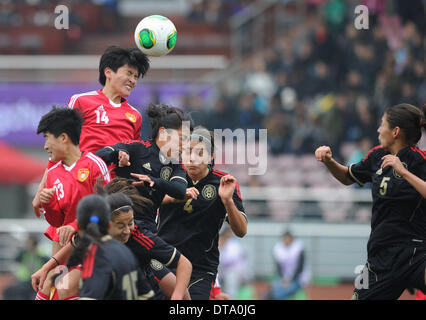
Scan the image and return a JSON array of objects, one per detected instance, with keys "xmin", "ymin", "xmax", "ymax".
[{"xmin": 186, "ymin": 0, "xmax": 425, "ymax": 162}]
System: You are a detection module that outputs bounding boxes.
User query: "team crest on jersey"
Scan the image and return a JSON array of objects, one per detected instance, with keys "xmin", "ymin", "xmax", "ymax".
[
  {"xmin": 393, "ymin": 162, "xmax": 407, "ymax": 179},
  {"xmin": 125, "ymin": 112, "xmax": 137, "ymax": 123},
  {"xmin": 202, "ymin": 184, "xmax": 216, "ymax": 200},
  {"xmin": 160, "ymin": 166, "xmax": 172, "ymax": 181},
  {"xmin": 150, "ymin": 259, "xmax": 163, "ymax": 271},
  {"xmin": 77, "ymin": 168, "xmax": 90, "ymax": 182}
]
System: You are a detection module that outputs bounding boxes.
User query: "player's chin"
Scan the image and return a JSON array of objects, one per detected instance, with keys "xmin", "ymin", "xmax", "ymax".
[
  {"xmin": 120, "ymin": 87, "xmax": 132, "ymax": 97},
  {"xmin": 187, "ymin": 166, "xmax": 199, "ymax": 173},
  {"xmin": 120, "ymin": 235, "xmax": 130, "ymax": 243}
]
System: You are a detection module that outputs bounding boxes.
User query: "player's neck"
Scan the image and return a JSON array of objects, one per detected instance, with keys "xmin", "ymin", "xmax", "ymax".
[
  {"xmin": 62, "ymin": 145, "xmax": 82, "ymax": 167},
  {"xmin": 388, "ymin": 141, "xmax": 410, "ymax": 155},
  {"xmin": 102, "ymin": 87, "xmax": 122, "ymax": 104}
]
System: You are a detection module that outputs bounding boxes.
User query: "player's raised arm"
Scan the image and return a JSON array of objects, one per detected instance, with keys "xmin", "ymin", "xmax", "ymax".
[
  {"xmin": 219, "ymin": 175, "xmax": 247, "ymax": 238},
  {"xmin": 95, "ymin": 143, "xmax": 131, "ymax": 166},
  {"xmin": 315, "ymin": 146, "xmax": 354, "ymax": 186}
]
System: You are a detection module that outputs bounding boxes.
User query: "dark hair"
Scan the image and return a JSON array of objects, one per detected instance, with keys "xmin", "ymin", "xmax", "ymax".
[
  {"xmin": 190, "ymin": 125, "xmax": 216, "ymax": 167},
  {"xmin": 385, "ymin": 103, "xmax": 426, "ymax": 146},
  {"xmin": 104, "ymin": 178, "xmax": 153, "ymax": 217},
  {"xmin": 67, "ymin": 194, "xmax": 111, "ymax": 268},
  {"xmin": 146, "ymin": 103, "xmax": 193, "ymax": 140},
  {"xmin": 99, "ymin": 46, "xmax": 150, "ymax": 86},
  {"xmin": 105, "ymin": 192, "xmax": 134, "ymax": 219},
  {"xmin": 36, "ymin": 106, "xmax": 84, "ymax": 145}
]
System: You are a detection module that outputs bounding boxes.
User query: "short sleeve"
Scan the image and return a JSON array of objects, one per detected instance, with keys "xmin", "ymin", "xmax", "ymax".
[{"xmin": 348, "ymin": 147, "xmax": 382, "ymax": 186}]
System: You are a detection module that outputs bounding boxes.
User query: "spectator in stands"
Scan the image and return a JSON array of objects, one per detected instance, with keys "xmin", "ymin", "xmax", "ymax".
[
  {"xmin": 182, "ymin": 92, "xmax": 208, "ymax": 129},
  {"xmin": 267, "ymin": 230, "xmax": 310, "ymax": 300},
  {"xmin": 3, "ymin": 234, "xmax": 48, "ymax": 300},
  {"xmin": 187, "ymin": 0, "xmax": 204, "ymax": 21},
  {"xmin": 347, "ymin": 136, "xmax": 372, "ymax": 165},
  {"xmin": 235, "ymin": 92, "xmax": 264, "ymax": 133},
  {"xmin": 204, "ymin": 97, "xmax": 237, "ymax": 131}
]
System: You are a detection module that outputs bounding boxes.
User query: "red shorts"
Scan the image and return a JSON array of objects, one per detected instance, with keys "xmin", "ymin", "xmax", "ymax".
[
  {"xmin": 416, "ymin": 290, "xmax": 426, "ymax": 300},
  {"xmin": 44, "ymin": 225, "xmax": 59, "ymax": 242}
]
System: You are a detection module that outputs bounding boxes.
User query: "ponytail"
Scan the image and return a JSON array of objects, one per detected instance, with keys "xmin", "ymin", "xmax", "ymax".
[{"xmin": 67, "ymin": 194, "xmax": 110, "ymax": 268}]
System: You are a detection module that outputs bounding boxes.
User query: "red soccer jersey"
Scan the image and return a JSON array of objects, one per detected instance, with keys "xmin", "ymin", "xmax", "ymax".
[
  {"xmin": 42, "ymin": 152, "xmax": 111, "ymax": 233},
  {"xmin": 67, "ymin": 89, "xmax": 142, "ymax": 154}
]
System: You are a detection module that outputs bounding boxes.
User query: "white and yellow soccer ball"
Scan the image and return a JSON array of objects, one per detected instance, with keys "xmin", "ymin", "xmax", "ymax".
[{"xmin": 134, "ymin": 15, "xmax": 177, "ymax": 57}]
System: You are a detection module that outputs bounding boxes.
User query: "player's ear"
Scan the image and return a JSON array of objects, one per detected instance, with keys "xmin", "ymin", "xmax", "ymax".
[
  {"xmin": 59, "ymin": 133, "xmax": 68, "ymax": 143},
  {"xmin": 104, "ymin": 67, "xmax": 113, "ymax": 80},
  {"xmin": 393, "ymin": 126, "xmax": 401, "ymax": 139},
  {"xmin": 107, "ymin": 221, "xmax": 112, "ymax": 231}
]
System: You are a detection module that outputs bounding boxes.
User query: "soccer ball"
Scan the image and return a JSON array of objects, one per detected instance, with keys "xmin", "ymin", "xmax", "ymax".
[{"xmin": 134, "ymin": 15, "xmax": 177, "ymax": 57}]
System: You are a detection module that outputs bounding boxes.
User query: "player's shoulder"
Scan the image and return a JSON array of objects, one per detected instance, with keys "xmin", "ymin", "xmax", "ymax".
[
  {"xmin": 68, "ymin": 90, "xmax": 100, "ymax": 109},
  {"xmin": 361, "ymin": 145, "xmax": 386, "ymax": 162},
  {"xmin": 47, "ymin": 160, "xmax": 63, "ymax": 172},
  {"xmin": 121, "ymin": 139, "xmax": 152, "ymax": 149},
  {"xmin": 82, "ymin": 152, "xmax": 108, "ymax": 171},
  {"xmin": 211, "ymin": 168, "xmax": 239, "ymax": 183},
  {"xmin": 211, "ymin": 168, "xmax": 229, "ymax": 178},
  {"xmin": 406, "ymin": 146, "xmax": 426, "ymax": 163},
  {"xmin": 123, "ymin": 101, "xmax": 142, "ymax": 116}
]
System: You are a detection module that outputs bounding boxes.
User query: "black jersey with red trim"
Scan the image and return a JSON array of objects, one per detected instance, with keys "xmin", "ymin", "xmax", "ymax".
[
  {"xmin": 157, "ymin": 168, "xmax": 247, "ymax": 274},
  {"xmin": 79, "ymin": 236, "xmax": 140, "ymax": 300},
  {"xmin": 348, "ymin": 145, "xmax": 426, "ymax": 256},
  {"xmin": 95, "ymin": 139, "xmax": 187, "ymax": 232},
  {"xmin": 126, "ymin": 222, "xmax": 181, "ymax": 271}
]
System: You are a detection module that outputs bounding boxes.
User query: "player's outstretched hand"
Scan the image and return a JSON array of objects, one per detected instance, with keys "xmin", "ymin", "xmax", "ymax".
[
  {"xmin": 39, "ymin": 188, "xmax": 55, "ymax": 204},
  {"xmin": 218, "ymin": 175, "xmax": 236, "ymax": 201},
  {"xmin": 315, "ymin": 146, "xmax": 333, "ymax": 163},
  {"xmin": 57, "ymin": 225, "xmax": 76, "ymax": 247},
  {"xmin": 118, "ymin": 150, "xmax": 131, "ymax": 167},
  {"xmin": 185, "ymin": 187, "xmax": 199, "ymax": 200},
  {"xmin": 131, "ymin": 173, "xmax": 155, "ymax": 187}
]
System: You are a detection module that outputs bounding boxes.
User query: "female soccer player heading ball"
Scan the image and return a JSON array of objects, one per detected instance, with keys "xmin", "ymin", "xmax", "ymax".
[{"xmin": 33, "ymin": 46, "xmax": 150, "ymax": 217}]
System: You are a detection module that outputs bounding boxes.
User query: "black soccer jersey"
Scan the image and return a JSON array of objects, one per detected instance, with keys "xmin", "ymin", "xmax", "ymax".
[
  {"xmin": 95, "ymin": 139, "xmax": 187, "ymax": 232},
  {"xmin": 348, "ymin": 145, "xmax": 426, "ymax": 256},
  {"xmin": 125, "ymin": 221, "xmax": 181, "ymax": 270},
  {"xmin": 157, "ymin": 168, "xmax": 247, "ymax": 274},
  {"xmin": 79, "ymin": 236, "xmax": 140, "ymax": 300},
  {"xmin": 125, "ymin": 221, "xmax": 182, "ymax": 300}
]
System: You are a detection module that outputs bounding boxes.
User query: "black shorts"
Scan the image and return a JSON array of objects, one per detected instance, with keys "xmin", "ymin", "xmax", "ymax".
[
  {"xmin": 352, "ymin": 244, "xmax": 426, "ymax": 300},
  {"xmin": 187, "ymin": 270, "xmax": 216, "ymax": 300}
]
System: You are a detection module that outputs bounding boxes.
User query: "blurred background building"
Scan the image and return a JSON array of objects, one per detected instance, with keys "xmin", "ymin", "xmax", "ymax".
[{"xmin": 0, "ymin": 0, "xmax": 424, "ymax": 299}]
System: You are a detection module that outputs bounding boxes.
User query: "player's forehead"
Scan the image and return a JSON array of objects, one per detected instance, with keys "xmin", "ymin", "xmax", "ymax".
[
  {"xmin": 189, "ymin": 140, "xmax": 206, "ymax": 151},
  {"xmin": 43, "ymin": 131, "xmax": 55, "ymax": 138},
  {"xmin": 112, "ymin": 209, "xmax": 134, "ymax": 223},
  {"xmin": 118, "ymin": 64, "xmax": 139, "ymax": 74},
  {"xmin": 380, "ymin": 114, "xmax": 390, "ymax": 125}
]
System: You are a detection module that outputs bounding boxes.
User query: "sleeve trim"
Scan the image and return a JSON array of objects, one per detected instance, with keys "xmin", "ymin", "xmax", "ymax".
[
  {"xmin": 164, "ymin": 248, "xmax": 177, "ymax": 267},
  {"xmin": 348, "ymin": 164, "xmax": 365, "ymax": 187}
]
